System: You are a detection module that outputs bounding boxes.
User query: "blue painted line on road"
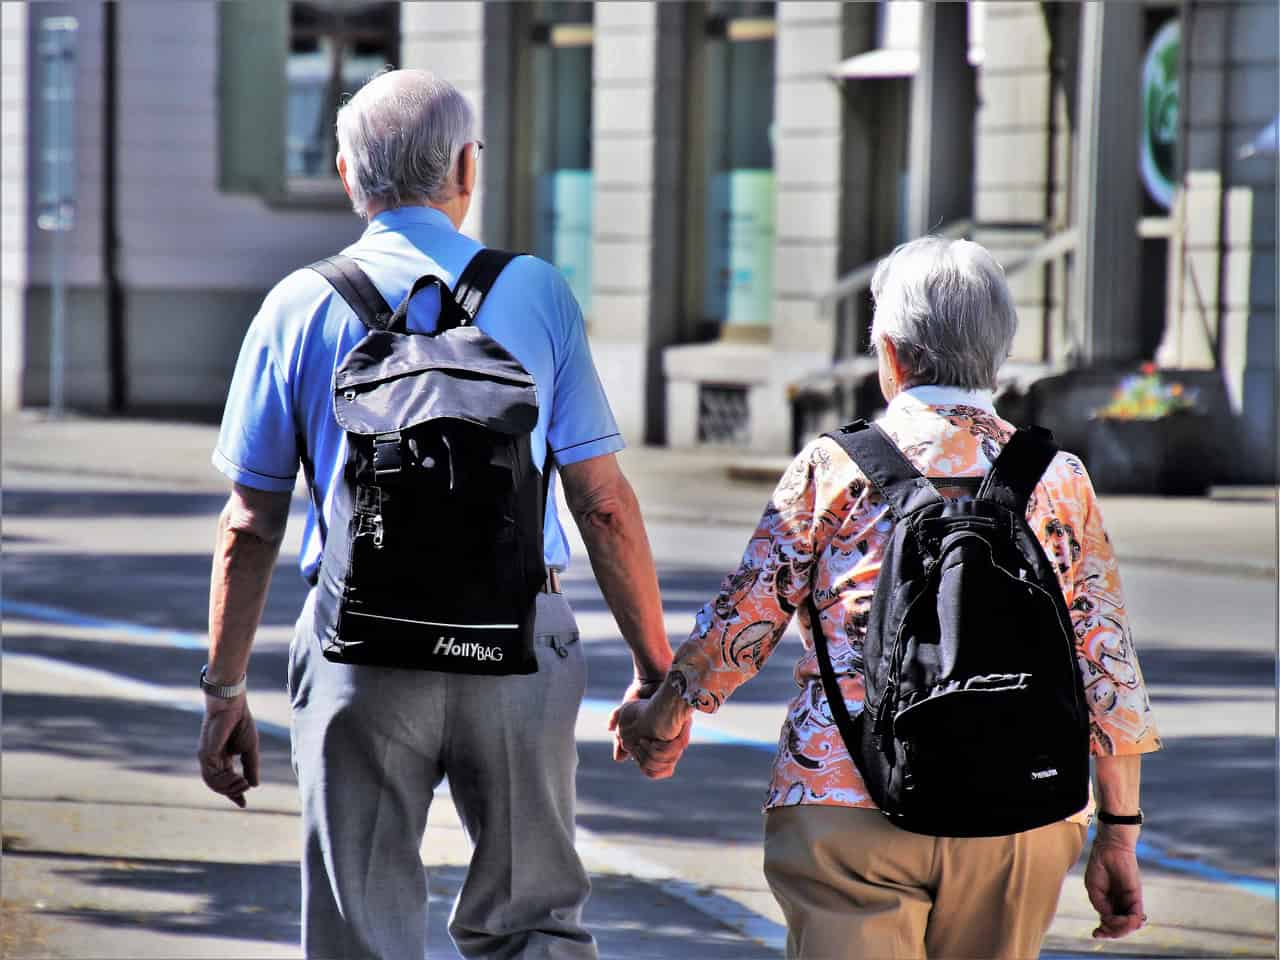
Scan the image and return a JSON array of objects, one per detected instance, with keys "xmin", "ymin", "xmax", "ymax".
[
  {"xmin": 6, "ymin": 597, "xmax": 1276, "ymax": 903},
  {"xmin": 1, "ymin": 597, "xmax": 207, "ymax": 650}
]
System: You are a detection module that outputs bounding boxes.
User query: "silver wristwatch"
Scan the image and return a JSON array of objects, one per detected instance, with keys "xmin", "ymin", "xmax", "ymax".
[{"xmin": 200, "ymin": 665, "xmax": 247, "ymax": 699}]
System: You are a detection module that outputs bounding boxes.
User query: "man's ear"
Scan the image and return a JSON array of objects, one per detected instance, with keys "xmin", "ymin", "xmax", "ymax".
[
  {"xmin": 459, "ymin": 143, "xmax": 477, "ymax": 197},
  {"xmin": 336, "ymin": 152, "xmax": 354, "ymax": 203}
]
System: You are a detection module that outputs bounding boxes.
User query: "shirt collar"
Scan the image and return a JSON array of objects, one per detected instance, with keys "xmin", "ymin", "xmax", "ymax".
[
  {"xmin": 361, "ymin": 205, "xmax": 456, "ymax": 238},
  {"xmin": 887, "ymin": 384, "xmax": 997, "ymax": 417}
]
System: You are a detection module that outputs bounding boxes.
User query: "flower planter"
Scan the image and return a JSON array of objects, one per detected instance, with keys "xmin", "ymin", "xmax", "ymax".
[{"xmin": 1085, "ymin": 414, "xmax": 1213, "ymax": 496}]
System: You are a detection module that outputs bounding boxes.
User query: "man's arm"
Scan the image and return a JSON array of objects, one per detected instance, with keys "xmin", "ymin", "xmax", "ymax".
[
  {"xmin": 560, "ymin": 453, "xmax": 670, "ymax": 686},
  {"xmin": 559, "ymin": 453, "xmax": 689, "ymax": 772},
  {"xmin": 197, "ymin": 483, "xmax": 291, "ymax": 808},
  {"xmin": 1085, "ymin": 755, "xmax": 1147, "ymax": 939}
]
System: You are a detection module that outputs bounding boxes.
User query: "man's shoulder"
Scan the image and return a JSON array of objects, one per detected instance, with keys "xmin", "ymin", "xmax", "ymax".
[
  {"xmin": 263, "ymin": 263, "xmax": 340, "ymax": 313},
  {"xmin": 488, "ymin": 252, "xmax": 572, "ymax": 300}
]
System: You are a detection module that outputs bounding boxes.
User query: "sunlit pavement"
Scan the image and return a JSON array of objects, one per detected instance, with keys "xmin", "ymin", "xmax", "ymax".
[{"xmin": 2, "ymin": 414, "xmax": 1276, "ymax": 958}]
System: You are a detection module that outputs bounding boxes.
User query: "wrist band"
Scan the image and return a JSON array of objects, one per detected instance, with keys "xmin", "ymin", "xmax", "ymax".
[
  {"xmin": 1097, "ymin": 808, "xmax": 1143, "ymax": 826},
  {"xmin": 200, "ymin": 665, "xmax": 247, "ymax": 699}
]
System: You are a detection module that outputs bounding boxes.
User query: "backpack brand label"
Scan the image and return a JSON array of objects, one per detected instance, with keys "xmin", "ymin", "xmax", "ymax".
[
  {"xmin": 1030, "ymin": 767, "xmax": 1059, "ymax": 780},
  {"xmin": 433, "ymin": 636, "xmax": 505, "ymax": 662}
]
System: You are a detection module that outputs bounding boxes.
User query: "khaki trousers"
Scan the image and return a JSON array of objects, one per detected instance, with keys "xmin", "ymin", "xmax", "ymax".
[{"xmin": 764, "ymin": 805, "xmax": 1086, "ymax": 960}]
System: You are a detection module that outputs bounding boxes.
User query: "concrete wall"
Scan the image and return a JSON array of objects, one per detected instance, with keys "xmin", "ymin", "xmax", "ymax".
[
  {"xmin": 15, "ymin": 2, "xmax": 492, "ymax": 414},
  {"xmin": 1164, "ymin": 0, "xmax": 1278, "ymax": 480},
  {"xmin": 1, "ymin": 2, "xmax": 28, "ymax": 411}
]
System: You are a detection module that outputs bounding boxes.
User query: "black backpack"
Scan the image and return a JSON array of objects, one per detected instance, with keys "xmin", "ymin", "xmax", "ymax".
[
  {"xmin": 808, "ymin": 419, "xmax": 1090, "ymax": 837},
  {"xmin": 301, "ymin": 249, "xmax": 547, "ymax": 676}
]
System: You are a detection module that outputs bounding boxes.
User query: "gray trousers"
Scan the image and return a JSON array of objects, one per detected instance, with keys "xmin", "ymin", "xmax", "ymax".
[{"xmin": 288, "ymin": 590, "xmax": 598, "ymax": 960}]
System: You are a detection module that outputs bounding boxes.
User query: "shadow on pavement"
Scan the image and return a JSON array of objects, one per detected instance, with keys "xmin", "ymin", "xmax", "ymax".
[
  {"xmin": 2, "ymin": 490, "xmax": 234, "ymax": 519},
  {"xmin": 2, "ymin": 551, "xmax": 312, "ymax": 632},
  {"xmin": 1141, "ymin": 734, "xmax": 1277, "ymax": 875},
  {"xmin": 9, "ymin": 850, "xmax": 301, "ymax": 945},
  {"xmin": 2, "ymin": 692, "xmax": 296, "ymax": 787},
  {"xmin": 3, "ymin": 630, "xmax": 291, "ymax": 694},
  {"xmin": 1136, "ymin": 646, "xmax": 1278, "ymax": 689}
]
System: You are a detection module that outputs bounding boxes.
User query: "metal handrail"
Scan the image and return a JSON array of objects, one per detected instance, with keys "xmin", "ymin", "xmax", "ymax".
[{"xmin": 819, "ymin": 219, "xmax": 974, "ymax": 313}]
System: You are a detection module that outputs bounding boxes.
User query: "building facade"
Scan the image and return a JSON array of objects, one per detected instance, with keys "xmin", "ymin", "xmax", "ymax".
[{"xmin": 3, "ymin": 1, "xmax": 1276, "ymax": 480}]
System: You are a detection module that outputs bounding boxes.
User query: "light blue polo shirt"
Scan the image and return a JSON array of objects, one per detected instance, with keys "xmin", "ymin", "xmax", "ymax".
[{"xmin": 213, "ymin": 205, "xmax": 624, "ymax": 580}]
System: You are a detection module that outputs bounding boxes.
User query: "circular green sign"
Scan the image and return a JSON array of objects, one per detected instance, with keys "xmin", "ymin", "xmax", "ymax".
[{"xmin": 1140, "ymin": 20, "xmax": 1180, "ymax": 210}]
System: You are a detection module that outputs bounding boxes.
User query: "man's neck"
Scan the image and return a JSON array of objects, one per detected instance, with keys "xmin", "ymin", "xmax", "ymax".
[{"xmin": 365, "ymin": 199, "xmax": 462, "ymax": 230}]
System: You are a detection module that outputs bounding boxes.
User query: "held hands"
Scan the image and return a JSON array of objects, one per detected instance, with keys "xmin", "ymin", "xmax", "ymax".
[
  {"xmin": 197, "ymin": 694, "xmax": 260, "ymax": 808},
  {"xmin": 1084, "ymin": 826, "xmax": 1147, "ymax": 939},
  {"xmin": 606, "ymin": 678, "xmax": 691, "ymax": 780}
]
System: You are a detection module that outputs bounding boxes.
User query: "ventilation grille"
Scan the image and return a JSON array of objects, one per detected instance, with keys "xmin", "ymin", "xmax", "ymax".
[{"xmin": 697, "ymin": 384, "xmax": 750, "ymax": 446}]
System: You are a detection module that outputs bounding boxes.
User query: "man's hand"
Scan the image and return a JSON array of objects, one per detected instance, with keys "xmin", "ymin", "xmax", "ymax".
[
  {"xmin": 609, "ymin": 698, "xmax": 691, "ymax": 780},
  {"xmin": 197, "ymin": 695, "xmax": 261, "ymax": 808},
  {"xmin": 1084, "ymin": 828, "xmax": 1147, "ymax": 939},
  {"xmin": 607, "ymin": 677, "xmax": 662, "ymax": 761}
]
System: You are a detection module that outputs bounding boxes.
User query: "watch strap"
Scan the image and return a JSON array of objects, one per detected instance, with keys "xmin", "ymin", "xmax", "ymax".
[
  {"xmin": 1097, "ymin": 808, "xmax": 1144, "ymax": 826},
  {"xmin": 200, "ymin": 665, "xmax": 247, "ymax": 699}
]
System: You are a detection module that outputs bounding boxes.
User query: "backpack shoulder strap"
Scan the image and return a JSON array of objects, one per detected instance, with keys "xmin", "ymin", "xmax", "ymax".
[
  {"xmin": 977, "ymin": 426, "xmax": 1059, "ymax": 513},
  {"xmin": 453, "ymin": 248, "xmax": 521, "ymax": 321},
  {"xmin": 308, "ymin": 255, "xmax": 395, "ymax": 331},
  {"xmin": 825, "ymin": 420, "xmax": 943, "ymax": 521}
]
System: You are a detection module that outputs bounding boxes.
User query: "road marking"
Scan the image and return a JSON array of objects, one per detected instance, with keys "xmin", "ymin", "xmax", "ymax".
[
  {"xmin": 1, "ymin": 598, "xmax": 207, "ymax": 649},
  {"xmin": 4, "ymin": 597, "xmax": 1277, "ymax": 904},
  {"xmin": 3, "ymin": 650, "xmax": 293, "ymax": 742}
]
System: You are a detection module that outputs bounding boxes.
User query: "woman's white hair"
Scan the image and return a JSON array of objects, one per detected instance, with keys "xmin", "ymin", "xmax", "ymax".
[
  {"xmin": 335, "ymin": 69, "xmax": 474, "ymax": 217},
  {"xmin": 869, "ymin": 236, "xmax": 1018, "ymax": 391}
]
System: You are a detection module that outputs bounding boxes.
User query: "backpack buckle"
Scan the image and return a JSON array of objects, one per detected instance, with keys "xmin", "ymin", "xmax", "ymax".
[{"xmin": 373, "ymin": 432, "xmax": 403, "ymax": 483}]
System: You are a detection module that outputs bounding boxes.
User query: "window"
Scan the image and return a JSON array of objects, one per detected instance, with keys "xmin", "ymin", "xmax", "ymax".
[
  {"xmin": 287, "ymin": 3, "xmax": 399, "ymax": 181},
  {"xmin": 526, "ymin": 2, "xmax": 594, "ymax": 314},
  {"xmin": 218, "ymin": 1, "xmax": 399, "ymax": 202},
  {"xmin": 688, "ymin": 2, "xmax": 777, "ymax": 340}
]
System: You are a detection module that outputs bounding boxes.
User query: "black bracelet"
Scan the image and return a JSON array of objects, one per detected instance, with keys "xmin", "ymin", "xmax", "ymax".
[{"xmin": 1097, "ymin": 808, "xmax": 1144, "ymax": 826}]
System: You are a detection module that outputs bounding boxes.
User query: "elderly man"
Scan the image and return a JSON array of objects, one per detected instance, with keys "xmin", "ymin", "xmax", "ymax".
[{"xmin": 197, "ymin": 70, "xmax": 681, "ymax": 959}]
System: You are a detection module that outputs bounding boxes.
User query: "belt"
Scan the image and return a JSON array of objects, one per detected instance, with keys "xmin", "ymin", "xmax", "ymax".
[{"xmin": 541, "ymin": 568, "xmax": 562, "ymax": 594}]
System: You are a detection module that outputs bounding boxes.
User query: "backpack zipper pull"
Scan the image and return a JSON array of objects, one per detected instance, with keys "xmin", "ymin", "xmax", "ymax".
[{"xmin": 372, "ymin": 514, "xmax": 384, "ymax": 549}]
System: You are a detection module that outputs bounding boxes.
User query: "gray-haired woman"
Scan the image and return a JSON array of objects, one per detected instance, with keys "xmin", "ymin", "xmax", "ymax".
[{"xmin": 617, "ymin": 236, "xmax": 1161, "ymax": 958}]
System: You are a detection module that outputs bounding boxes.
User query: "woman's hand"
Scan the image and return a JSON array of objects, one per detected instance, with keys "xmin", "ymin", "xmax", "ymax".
[{"xmin": 608, "ymin": 681, "xmax": 693, "ymax": 779}]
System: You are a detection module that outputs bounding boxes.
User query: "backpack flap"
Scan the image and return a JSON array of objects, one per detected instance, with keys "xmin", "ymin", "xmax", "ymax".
[{"xmin": 333, "ymin": 326, "xmax": 538, "ymax": 437}]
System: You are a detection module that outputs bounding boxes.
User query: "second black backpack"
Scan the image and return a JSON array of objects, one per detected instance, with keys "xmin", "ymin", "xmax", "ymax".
[
  {"xmin": 808, "ymin": 420, "xmax": 1090, "ymax": 837},
  {"xmin": 302, "ymin": 249, "xmax": 547, "ymax": 676}
]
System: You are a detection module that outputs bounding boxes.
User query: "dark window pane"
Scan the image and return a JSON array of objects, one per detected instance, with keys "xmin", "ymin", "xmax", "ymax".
[{"xmin": 286, "ymin": 1, "xmax": 398, "ymax": 178}]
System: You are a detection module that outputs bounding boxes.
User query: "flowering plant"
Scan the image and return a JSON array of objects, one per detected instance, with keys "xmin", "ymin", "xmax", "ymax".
[{"xmin": 1095, "ymin": 363, "xmax": 1199, "ymax": 420}]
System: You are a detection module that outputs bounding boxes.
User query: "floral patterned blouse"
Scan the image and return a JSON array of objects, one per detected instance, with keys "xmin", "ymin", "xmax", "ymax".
[{"xmin": 669, "ymin": 385, "xmax": 1162, "ymax": 818}]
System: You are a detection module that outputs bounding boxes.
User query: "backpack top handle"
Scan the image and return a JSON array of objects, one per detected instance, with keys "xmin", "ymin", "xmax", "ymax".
[{"xmin": 387, "ymin": 274, "xmax": 470, "ymax": 334}]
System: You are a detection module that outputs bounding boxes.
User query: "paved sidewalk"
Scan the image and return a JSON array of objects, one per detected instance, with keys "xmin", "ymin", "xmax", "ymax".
[
  {"xmin": 3, "ymin": 412, "xmax": 1275, "ymax": 577},
  {"xmin": 3, "ymin": 413, "xmax": 1277, "ymax": 959}
]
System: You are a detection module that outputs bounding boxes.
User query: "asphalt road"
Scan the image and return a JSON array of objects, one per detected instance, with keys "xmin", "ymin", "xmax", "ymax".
[{"xmin": 2, "ymin": 465, "xmax": 1277, "ymax": 958}]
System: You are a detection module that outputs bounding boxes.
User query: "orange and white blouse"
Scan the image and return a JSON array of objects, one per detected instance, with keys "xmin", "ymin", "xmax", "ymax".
[{"xmin": 669, "ymin": 385, "xmax": 1162, "ymax": 817}]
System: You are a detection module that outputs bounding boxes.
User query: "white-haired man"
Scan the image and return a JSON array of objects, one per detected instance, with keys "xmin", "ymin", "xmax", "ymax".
[{"xmin": 197, "ymin": 69, "xmax": 683, "ymax": 959}]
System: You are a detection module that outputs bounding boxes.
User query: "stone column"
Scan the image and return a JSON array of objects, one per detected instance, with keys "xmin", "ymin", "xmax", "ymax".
[
  {"xmin": 1072, "ymin": 0, "xmax": 1143, "ymax": 366},
  {"xmin": 590, "ymin": 2, "xmax": 687, "ymax": 445},
  {"xmin": 907, "ymin": 1, "xmax": 975, "ymax": 239},
  {"xmin": 401, "ymin": 3, "xmax": 487, "ymax": 239},
  {"xmin": 766, "ymin": 1, "xmax": 847, "ymax": 451}
]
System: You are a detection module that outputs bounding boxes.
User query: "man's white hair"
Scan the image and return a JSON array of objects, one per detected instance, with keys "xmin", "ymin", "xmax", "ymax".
[
  {"xmin": 335, "ymin": 69, "xmax": 474, "ymax": 217},
  {"xmin": 869, "ymin": 236, "xmax": 1018, "ymax": 391}
]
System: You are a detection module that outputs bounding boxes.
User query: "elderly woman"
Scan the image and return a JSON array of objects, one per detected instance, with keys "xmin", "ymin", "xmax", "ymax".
[{"xmin": 616, "ymin": 236, "xmax": 1161, "ymax": 959}]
